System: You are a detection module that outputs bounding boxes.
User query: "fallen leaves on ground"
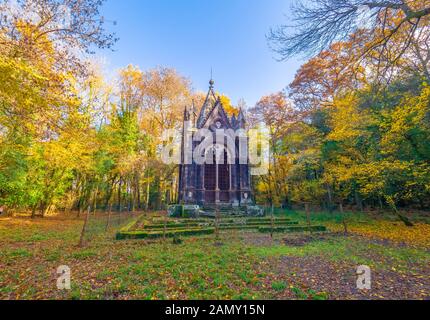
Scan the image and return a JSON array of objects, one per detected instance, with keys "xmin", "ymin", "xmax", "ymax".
[
  {"xmin": 0, "ymin": 214, "xmax": 429, "ymax": 300},
  {"xmin": 327, "ymin": 221, "xmax": 430, "ymax": 248}
]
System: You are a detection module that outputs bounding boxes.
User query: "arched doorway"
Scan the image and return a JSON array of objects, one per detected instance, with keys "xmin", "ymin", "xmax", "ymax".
[
  {"xmin": 218, "ymin": 150, "xmax": 230, "ymax": 202},
  {"xmin": 204, "ymin": 152, "xmax": 216, "ymax": 203},
  {"xmin": 204, "ymin": 146, "xmax": 231, "ymax": 203}
]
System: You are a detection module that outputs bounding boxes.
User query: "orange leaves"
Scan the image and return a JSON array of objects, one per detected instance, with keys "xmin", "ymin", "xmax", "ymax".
[
  {"xmin": 289, "ymin": 36, "xmax": 367, "ymax": 112},
  {"xmin": 329, "ymin": 220, "xmax": 430, "ymax": 248}
]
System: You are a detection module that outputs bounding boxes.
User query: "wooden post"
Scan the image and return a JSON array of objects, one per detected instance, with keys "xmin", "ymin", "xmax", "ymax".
[
  {"xmin": 163, "ymin": 217, "xmax": 167, "ymax": 243},
  {"xmin": 340, "ymin": 203, "xmax": 348, "ymax": 235},
  {"xmin": 79, "ymin": 206, "xmax": 91, "ymax": 248},
  {"xmin": 305, "ymin": 203, "xmax": 311, "ymax": 230},
  {"xmin": 270, "ymin": 204, "xmax": 275, "ymax": 239},
  {"xmin": 215, "ymin": 205, "xmax": 220, "ymax": 241}
]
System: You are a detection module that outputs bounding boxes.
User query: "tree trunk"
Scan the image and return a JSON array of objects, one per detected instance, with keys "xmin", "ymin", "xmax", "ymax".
[
  {"xmin": 145, "ymin": 171, "xmax": 150, "ymax": 211},
  {"xmin": 104, "ymin": 177, "xmax": 116, "ymax": 210},
  {"xmin": 387, "ymin": 198, "xmax": 414, "ymax": 227},
  {"xmin": 136, "ymin": 175, "xmax": 141, "ymax": 210},
  {"xmin": 105, "ymin": 204, "xmax": 112, "ymax": 232},
  {"xmin": 41, "ymin": 202, "xmax": 53, "ymax": 218},
  {"xmin": 396, "ymin": 213, "xmax": 414, "ymax": 227},
  {"xmin": 118, "ymin": 177, "xmax": 122, "ymax": 212},
  {"xmin": 93, "ymin": 185, "xmax": 99, "ymax": 216},
  {"xmin": 378, "ymin": 196, "xmax": 383, "ymax": 212},
  {"xmin": 355, "ymin": 191, "xmax": 364, "ymax": 212},
  {"xmin": 130, "ymin": 179, "xmax": 134, "ymax": 213},
  {"xmin": 31, "ymin": 204, "xmax": 38, "ymax": 219},
  {"xmin": 79, "ymin": 206, "xmax": 91, "ymax": 247},
  {"xmin": 326, "ymin": 185, "xmax": 334, "ymax": 212}
]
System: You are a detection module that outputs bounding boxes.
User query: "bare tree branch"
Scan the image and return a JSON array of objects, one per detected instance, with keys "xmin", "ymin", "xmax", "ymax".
[{"xmin": 269, "ymin": 0, "xmax": 430, "ymax": 61}]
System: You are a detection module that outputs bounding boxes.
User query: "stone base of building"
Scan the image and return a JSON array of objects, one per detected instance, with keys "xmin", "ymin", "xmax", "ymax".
[
  {"xmin": 168, "ymin": 204, "xmax": 265, "ymax": 218},
  {"xmin": 180, "ymin": 190, "xmax": 254, "ymax": 206}
]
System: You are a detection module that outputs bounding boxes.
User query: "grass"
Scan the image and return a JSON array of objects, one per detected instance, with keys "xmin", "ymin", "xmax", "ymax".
[
  {"xmin": 288, "ymin": 286, "xmax": 329, "ymax": 300},
  {"xmin": 43, "ymin": 249, "xmax": 63, "ymax": 262},
  {"xmin": 99, "ymin": 240, "xmax": 264, "ymax": 299},
  {"xmin": 71, "ymin": 249, "xmax": 98, "ymax": 260},
  {"xmin": 271, "ymin": 281, "xmax": 287, "ymax": 291},
  {"xmin": 258, "ymin": 225, "xmax": 327, "ymax": 233},
  {"xmin": 273, "ymin": 207, "xmax": 430, "ymax": 226},
  {"xmin": 1, "ymin": 248, "xmax": 33, "ymax": 263},
  {"xmin": 0, "ymin": 210, "xmax": 429, "ymax": 300},
  {"xmin": 273, "ymin": 208, "xmax": 372, "ymax": 224}
]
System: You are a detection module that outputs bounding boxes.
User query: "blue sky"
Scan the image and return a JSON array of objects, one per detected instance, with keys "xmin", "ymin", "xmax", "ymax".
[{"xmin": 99, "ymin": 0, "xmax": 303, "ymax": 107}]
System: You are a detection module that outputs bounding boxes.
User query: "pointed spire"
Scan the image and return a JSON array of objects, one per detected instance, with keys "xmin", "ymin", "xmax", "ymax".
[
  {"xmin": 210, "ymin": 68, "xmax": 214, "ymax": 88},
  {"xmin": 237, "ymin": 108, "xmax": 246, "ymax": 128},
  {"xmin": 184, "ymin": 106, "xmax": 190, "ymax": 121},
  {"xmin": 231, "ymin": 114, "xmax": 237, "ymax": 128},
  {"xmin": 192, "ymin": 99, "xmax": 197, "ymax": 115},
  {"xmin": 237, "ymin": 108, "xmax": 244, "ymax": 120},
  {"xmin": 208, "ymin": 77, "xmax": 216, "ymax": 98},
  {"xmin": 192, "ymin": 99, "xmax": 197, "ymax": 125},
  {"xmin": 197, "ymin": 79, "xmax": 217, "ymax": 128}
]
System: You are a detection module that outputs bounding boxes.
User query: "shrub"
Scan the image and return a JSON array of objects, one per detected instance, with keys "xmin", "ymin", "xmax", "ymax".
[
  {"xmin": 258, "ymin": 225, "xmax": 327, "ymax": 234},
  {"xmin": 116, "ymin": 227, "xmax": 215, "ymax": 240}
]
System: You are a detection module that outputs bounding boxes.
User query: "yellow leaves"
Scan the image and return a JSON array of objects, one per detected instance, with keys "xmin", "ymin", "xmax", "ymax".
[
  {"xmin": 0, "ymin": 21, "xmax": 76, "ymax": 138},
  {"xmin": 218, "ymin": 94, "xmax": 239, "ymax": 117},
  {"xmin": 317, "ymin": 82, "xmax": 430, "ymax": 206},
  {"xmin": 328, "ymin": 94, "xmax": 371, "ymax": 142},
  {"xmin": 11, "ymin": 19, "xmax": 59, "ymax": 79},
  {"xmin": 379, "ymin": 87, "xmax": 430, "ymax": 156}
]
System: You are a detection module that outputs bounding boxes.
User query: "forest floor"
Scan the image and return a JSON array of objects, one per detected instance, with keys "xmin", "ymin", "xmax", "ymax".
[{"xmin": 0, "ymin": 210, "xmax": 429, "ymax": 300}]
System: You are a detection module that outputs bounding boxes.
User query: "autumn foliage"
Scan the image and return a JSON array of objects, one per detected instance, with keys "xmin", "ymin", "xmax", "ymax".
[{"xmin": 1, "ymin": 1, "xmax": 430, "ymax": 219}]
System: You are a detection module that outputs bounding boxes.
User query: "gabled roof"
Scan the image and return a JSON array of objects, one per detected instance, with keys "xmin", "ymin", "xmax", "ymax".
[
  {"xmin": 191, "ymin": 99, "xmax": 198, "ymax": 123},
  {"xmin": 194, "ymin": 79, "xmax": 246, "ymax": 130},
  {"xmin": 237, "ymin": 107, "xmax": 246, "ymax": 126},
  {"xmin": 231, "ymin": 114, "xmax": 237, "ymax": 127},
  {"xmin": 199, "ymin": 97, "xmax": 232, "ymax": 129},
  {"xmin": 196, "ymin": 80, "xmax": 217, "ymax": 128},
  {"xmin": 197, "ymin": 80, "xmax": 232, "ymax": 129}
]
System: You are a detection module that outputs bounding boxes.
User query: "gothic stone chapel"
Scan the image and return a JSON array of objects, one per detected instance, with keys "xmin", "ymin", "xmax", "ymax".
[{"xmin": 178, "ymin": 80, "xmax": 253, "ymax": 206}]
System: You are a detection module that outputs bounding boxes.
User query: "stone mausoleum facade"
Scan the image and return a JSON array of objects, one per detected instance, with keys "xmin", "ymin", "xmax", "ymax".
[{"xmin": 178, "ymin": 80, "xmax": 253, "ymax": 206}]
